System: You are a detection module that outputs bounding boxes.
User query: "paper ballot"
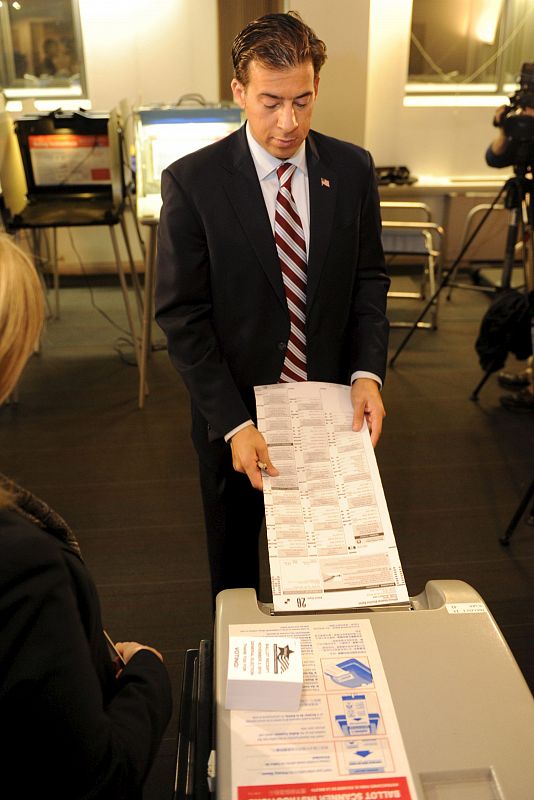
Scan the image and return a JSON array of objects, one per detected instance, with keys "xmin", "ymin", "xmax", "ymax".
[
  {"xmin": 226, "ymin": 636, "xmax": 303, "ymax": 711},
  {"xmin": 254, "ymin": 381, "xmax": 409, "ymax": 613}
]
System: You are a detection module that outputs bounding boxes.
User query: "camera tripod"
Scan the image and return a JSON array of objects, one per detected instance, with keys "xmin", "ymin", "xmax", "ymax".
[
  {"xmin": 500, "ymin": 478, "xmax": 534, "ymax": 546},
  {"xmin": 388, "ymin": 164, "xmax": 534, "ymax": 403}
]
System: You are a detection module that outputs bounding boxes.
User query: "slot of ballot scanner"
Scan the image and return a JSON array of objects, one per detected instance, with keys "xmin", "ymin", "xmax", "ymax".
[{"xmin": 212, "ymin": 580, "xmax": 534, "ymax": 800}]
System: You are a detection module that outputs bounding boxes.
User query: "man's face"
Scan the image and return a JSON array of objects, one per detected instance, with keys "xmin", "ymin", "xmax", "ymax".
[{"xmin": 231, "ymin": 60, "xmax": 319, "ymax": 159}]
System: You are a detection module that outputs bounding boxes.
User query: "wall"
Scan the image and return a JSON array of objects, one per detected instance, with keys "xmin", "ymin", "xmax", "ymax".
[
  {"xmin": 79, "ymin": 0, "xmax": 219, "ymax": 111},
  {"xmin": 364, "ymin": 0, "xmax": 501, "ymax": 179},
  {"xmin": 290, "ymin": 0, "xmax": 371, "ymax": 146},
  {"xmin": 291, "ymin": 0, "xmax": 498, "ymax": 178},
  {"xmin": 51, "ymin": 0, "xmax": 220, "ymax": 272},
  {"xmin": 365, "ymin": 0, "xmax": 412, "ymax": 165},
  {"xmin": 6, "ymin": 0, "xmax": 509, "ymax": 271}
]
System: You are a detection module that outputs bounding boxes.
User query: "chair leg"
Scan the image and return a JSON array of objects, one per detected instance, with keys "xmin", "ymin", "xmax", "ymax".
[
  {"xmin": 428, "ymin": 251, "xmax": 439, "ymax": 329},
  {"xmin": 446, "ymin": 260, "xmax": 461, "ymax": 301},
  {"xmin": 108, "ymin": 225, "xmax": 141, "ymax": 368}
]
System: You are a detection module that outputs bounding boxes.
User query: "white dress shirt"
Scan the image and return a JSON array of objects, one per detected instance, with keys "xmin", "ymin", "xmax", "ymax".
[{"xmin": 246, "ymin": 124, "xmax": 310, "ymax": 252}]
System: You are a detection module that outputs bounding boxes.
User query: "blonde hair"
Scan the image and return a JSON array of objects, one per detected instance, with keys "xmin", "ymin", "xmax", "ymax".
[
  {"xmin": 0, "ymin": 233, "xmax": 44, "ymax": 404},
  {"xmin": 0, "ymin": 234, "xmax": 44, "ymax": 507}
]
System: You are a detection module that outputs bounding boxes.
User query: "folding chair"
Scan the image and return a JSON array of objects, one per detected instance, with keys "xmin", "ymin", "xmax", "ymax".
[
  {"xmin": 381, "ymin": 201, "xmax": 444, "ymax": 329},
  {"xmin": 445, "ymin": 203, "xmax": 519, "ymax": 300}
]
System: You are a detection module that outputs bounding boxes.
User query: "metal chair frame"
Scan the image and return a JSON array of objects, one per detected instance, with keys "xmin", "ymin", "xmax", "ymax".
[
  {"xmin": 381, "ymin": 201, "xmax": 444, "ymax": 330},
  {"xmin": 445, "ymin": 202, "xmax": 523, "ymax": 300}
]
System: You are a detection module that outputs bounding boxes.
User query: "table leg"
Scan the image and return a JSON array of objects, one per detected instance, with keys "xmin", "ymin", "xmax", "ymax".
[{"xmin": 139, "ymin": 222, "xmax": 157, "ymax": 408}]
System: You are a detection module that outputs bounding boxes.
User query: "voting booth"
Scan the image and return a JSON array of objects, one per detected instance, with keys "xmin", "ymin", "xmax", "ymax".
[
  {"xmin": 130, "ymin": 102, "xmax": 243, "ymax": 406},
  {"xmin": 133, "ymin": 104, "xmax": 242, "ymax": 222},
  {"xmin": 0, "ymin": 108, "xmax": 142, "ymax": 346},
  {"xmin": 177, "ymin": 351, "xmax": 534, "ymax": 800}
]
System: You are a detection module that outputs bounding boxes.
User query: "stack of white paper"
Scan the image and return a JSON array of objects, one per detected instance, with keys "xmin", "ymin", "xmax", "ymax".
[
  {"xmin": 254, "ymin": 381, "xmax": 409, "ymax": 613},
  {"xmin": 225, "ymin": 635, "xmax": 303, "ymax": 711}
]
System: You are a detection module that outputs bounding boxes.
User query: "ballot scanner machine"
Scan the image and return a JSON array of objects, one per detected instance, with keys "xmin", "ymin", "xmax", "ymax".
[{"xmin": 177, "ymin": 580, "xmax": 534, "ymax": 800}]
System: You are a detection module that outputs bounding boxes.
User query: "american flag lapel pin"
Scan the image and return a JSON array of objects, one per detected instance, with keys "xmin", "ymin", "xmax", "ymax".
[{"xmin": 321, "ymin": 177, "xmax": 330, "ymax": 188}]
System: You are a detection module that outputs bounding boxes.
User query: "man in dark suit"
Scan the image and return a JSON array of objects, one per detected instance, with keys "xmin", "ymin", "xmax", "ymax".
[{"xmin": 156, "ymin": 12, "xmax": 390, "ymax": 603}]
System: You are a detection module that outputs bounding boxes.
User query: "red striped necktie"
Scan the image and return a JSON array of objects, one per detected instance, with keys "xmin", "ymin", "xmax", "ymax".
[{"xmin": 275, "ymin": 162, "xmax": 307, "ymax": 382}]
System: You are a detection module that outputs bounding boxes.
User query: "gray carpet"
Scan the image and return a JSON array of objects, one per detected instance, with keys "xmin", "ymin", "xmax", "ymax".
[{"xmin": 0, "ymin": 270, "xmax": 533, "ymax": 799}]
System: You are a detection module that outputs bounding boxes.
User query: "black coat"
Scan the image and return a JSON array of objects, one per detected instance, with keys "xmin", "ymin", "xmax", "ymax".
[
  {"xmin": 475, "ymin": 288, "xmax": 533, "ymax": 372},
  {"xmin": 155, "ymin": 125, "xmax": 390, "ymax": 442},
  {"xmin": 0, "ymin": 507, "xmax": 172, "ymax": 799}
]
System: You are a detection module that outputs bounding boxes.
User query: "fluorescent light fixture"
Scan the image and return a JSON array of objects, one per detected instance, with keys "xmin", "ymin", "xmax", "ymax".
[
  {"xmin": 2, "ymin": 85, "xmax": 83, "ymax": 99},
  {"xmin": 34, "ymin": 99, "xmax": 92, "ymax": 111},
  {"xmin": 407, "ymin": 83, "xmax": 498, "ymax": 93},
  {"xmin": 404, "ymin": 94, "xmax": 509, "ymax": 107},
  {"xmin": 5, "ymin": 100, "xmax": 23, "ymax": 112}
]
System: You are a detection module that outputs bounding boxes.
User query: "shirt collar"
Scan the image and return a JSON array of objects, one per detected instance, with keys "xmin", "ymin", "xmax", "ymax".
[{"xmin": 245, "ymin": 123, "xmax": 308, "ymax": 181}]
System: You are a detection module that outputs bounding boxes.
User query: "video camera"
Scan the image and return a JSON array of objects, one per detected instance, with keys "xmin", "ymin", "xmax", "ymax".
[{"xmin": 498, "ymin": 62, "xmax": 534, "ymax": 142}]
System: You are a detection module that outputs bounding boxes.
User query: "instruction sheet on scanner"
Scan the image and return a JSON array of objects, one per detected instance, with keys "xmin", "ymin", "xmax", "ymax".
[
  {"xmin": 254, "ymin": 382, "xmax": 408, "ymax": 613},
  {"xmin": 228, "ymin": 616, "xmax": 415, "ymax": 800}
]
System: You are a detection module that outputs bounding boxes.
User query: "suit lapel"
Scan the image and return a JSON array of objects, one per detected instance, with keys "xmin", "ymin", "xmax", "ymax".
[
  {"xmin": 306, "ymin": 133, "xmax": 337, "ymax": 311},
  {"xmin": 221, "ymin": 127, "xmax": 286, "ymax": 309},
  {"xmin": 220, "ymin": 128, "xmax": 338, "ymax": 313}
]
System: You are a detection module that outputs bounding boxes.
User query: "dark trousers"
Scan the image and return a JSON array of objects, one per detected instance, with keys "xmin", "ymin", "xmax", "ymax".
[{"xmin": 192, "ymin": 406, "xmax": 265, "ymax": 606}]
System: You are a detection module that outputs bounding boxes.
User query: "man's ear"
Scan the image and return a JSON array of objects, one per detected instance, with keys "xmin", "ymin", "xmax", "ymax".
[
  {"xmin": 231, "ymin": 79, "xmax": 246, "ymax": 109},
  {"xmin": 314, "ymin": 76, "xmax": 320, "ymax": 99}
]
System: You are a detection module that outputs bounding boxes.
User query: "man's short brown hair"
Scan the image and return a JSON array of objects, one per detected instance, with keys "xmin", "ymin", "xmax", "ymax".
[{"xmin": 232, "ymin": 11, "xmax": 327, "ymax": 85}]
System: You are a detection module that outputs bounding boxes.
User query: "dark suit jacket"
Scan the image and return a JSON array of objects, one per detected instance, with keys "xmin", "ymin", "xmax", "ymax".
[
  {"xmin": 156, "ymin": 125, "xmax": 389, "ymax": 442},
  {"xmin": 0, "ymin": 508, "xmax": 172, "ymax": 799}
]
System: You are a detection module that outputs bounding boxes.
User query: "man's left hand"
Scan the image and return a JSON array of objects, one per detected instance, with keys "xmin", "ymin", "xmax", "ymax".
[{"xmin": 351, "ymin": 378, "xmax": 385, "ymax": 447}]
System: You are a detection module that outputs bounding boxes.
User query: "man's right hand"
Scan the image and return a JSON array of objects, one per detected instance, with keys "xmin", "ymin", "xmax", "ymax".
[{"xmin": 230, "ymin": 425, "xmax": 278, "ymax": 490}]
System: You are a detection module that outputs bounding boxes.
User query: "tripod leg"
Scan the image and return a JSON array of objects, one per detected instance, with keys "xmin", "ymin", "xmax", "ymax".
[
  {"xmin": 523, "ymin": 197, "xmax": 534, "ymax": 295},
  {"xmin": 388, "ymin": 188, "xmax": 505, "ymax": 368},
  {"xmin": 500, "ymin": 480, "xmax": 534, "ymax": 546},
  {"xmin": 501, "ymin": 207, "xmax": 520, "ymax": 290},
  {"xmin": 469, "ymin": 368, "xmax": 495, "ymax": 402}
]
